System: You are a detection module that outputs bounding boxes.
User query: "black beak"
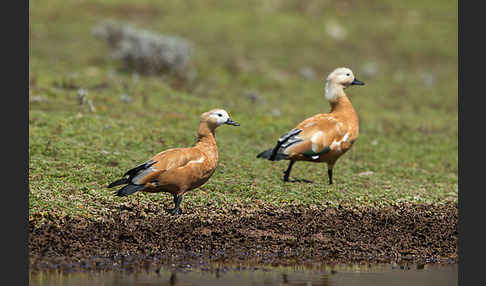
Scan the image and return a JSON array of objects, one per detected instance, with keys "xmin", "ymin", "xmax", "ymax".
[
  {"xmin": 351, "ymin": 78, "xmax": 365, "ymax": 86},
  {"xmin": 225, "ymin": 118, "xmax": 240, "ymax": 126}
]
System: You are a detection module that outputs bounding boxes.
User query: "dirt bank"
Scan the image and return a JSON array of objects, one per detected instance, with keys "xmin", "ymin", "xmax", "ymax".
[{"xmin": 29, "ymin": 202, "xmax": 458, "ymax": 272}]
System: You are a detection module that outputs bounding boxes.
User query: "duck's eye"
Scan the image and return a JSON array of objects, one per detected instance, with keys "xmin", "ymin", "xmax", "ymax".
[
  {"xmin": 346, "ymin": 73, "xmax": 350, "ymax": 76},
  {"xmin": 217, "ymin": 114, "xmax": 222, "ymax": 117}
]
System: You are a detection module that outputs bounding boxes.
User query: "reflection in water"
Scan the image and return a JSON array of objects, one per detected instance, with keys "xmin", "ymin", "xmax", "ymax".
[
  {"xmin": 170, "ymin": 272, "xmax": 177, "ymax": 285},
  {"xmin": 30, "ymin": 263, "xmax": 457, "ymax": 286},
  {"xmin": 167, "ymin": 272, "xmax": 191, "ymax": 286},
  {"xmin": 282, "ymin": 272, "xmax": 331, "ymax": 286}
]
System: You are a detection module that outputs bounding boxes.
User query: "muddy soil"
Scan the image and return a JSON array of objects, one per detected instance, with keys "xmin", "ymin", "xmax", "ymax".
[{"xmin": 29, "ymin": 202, "xmax": 457, "ymax": 272}]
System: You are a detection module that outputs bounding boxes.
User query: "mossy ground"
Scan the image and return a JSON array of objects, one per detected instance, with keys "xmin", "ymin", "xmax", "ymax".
[{"xmin": 29, "ymin": 0, "xmax": 458, "ymax": 220}]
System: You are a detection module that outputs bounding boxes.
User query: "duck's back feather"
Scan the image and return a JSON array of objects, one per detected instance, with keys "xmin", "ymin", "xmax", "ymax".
[{"xmin": 260, "ymin": 112, "xmax": 357, "ymax": 162}]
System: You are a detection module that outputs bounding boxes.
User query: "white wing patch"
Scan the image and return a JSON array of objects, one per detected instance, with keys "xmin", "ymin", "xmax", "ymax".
[
  {"xmin": 175, "ymin": 157, "xmax": 205, "ymax": 169},
  {"xmin": 330, "ymin": 132, "xmax": 350, "ymax": 152},
  {"xmin": 311, "ymin": 131, "xmax": 325, "ymax": 152},
  {"xmin": 304, "ymin": 122, "xmax": 316, "ymax": 128},
  {"xmin": 189, "ymin": 157, "xmax": 205, "ymax": 164},
  {"xmin": 183, "ymin": 157, "xmax": 205, "ymax": 167},
  {"xmin": 342, "ymin": 133, "xmax": 350, "ymax": 142}
]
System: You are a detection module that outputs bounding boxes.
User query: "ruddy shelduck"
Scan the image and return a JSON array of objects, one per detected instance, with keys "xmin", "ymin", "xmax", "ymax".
[
  {"xmin": 257, "ymin": 67, "xmax": 365, "ymax": 184},
  {"xmin": 108, "ymin": 109, "xmax": 240, "ymax": 215}
]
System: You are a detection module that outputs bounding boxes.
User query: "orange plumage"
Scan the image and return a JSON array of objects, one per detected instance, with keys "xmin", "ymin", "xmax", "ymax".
[
  {"xmin": 108, "ymin": 109, "xmax": 239, "ymax": 215},
  {"xmin": 257, "ymin": 67, "xmax": 365, "ymax": 184}
]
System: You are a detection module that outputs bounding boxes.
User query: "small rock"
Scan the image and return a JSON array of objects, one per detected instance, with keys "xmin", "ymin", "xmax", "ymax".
[
  {"xmin": 325, "ymin": 21, "xmax": 347, "ymax": 40},
  {"xmin": 299, "ymin": 66, "xmax": 316, "ymax": 80},
  {"xmin": 120, "ymin": 94, "xmax": 133, "ymax": 103},
  {"xmin": 30, "ymin": 96, "xmax": 46, "ymax": 103},
  {"xmin": 88, "ymin": 99, "xmax": 96, "ymax": 112},
  {"xmin": 271, "ymin": 109, "xmax": 281, "ymax": 117},
  {"xmin": 419, "ymin": 72, "xmax": 436, "ymax": 87},
  {"xmin": 361, "ymin": 62, "xmax": 379, "ymax": 77},
  {"xmin": 77, "ymin": 88, "xmax": 88, "ymax": 105},
  {"xmin": 243, "ymin": 90, "xmax": 260, "ymax": 103},
  {"xmin": 358, "ymin": 171, "xmax": 374, "ymax": 177},
  {"xmin": 371, "ymin": 139, "xmax": 378, "ymax": 145}
]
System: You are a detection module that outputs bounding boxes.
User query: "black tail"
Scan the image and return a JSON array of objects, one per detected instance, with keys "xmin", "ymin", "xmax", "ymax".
[
  {"xmin": 256, "ymin": 149, "xmax": 273, "ymax": 159},
  {"xmin": 114, "ymin": 184, "xmax": 145, "ymax": 197},
  {"xmin": 107, "ymin": 178, "xmax": 129, "ymax": 188},
  {"xmin": 123, "ymin": 160, "xmax": 157, "ymax": 178},
  {"xmin": 268, "ymin": 129, "xmax": 302, "ymax": 160},
  {"xmin": 256, "ymin": 148, "xmax": 288, "ymax": 161},
  {"xmin": 108, "ymin": 159, "xmax": 157, "ymax": 192},
  {"xmin": 257, "ymin": 129, "xmax": 303, "ymax": 161}
]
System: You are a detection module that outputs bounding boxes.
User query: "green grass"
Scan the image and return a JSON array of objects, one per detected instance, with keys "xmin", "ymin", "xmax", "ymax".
[{"xmin": 29, "ymin": 0, "xmax": 458, "ymax": 219}]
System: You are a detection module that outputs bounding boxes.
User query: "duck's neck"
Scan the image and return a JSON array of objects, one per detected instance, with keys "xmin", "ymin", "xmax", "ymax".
[
  {"xmin": 325, "ymin": 82, "xmax": 356, "ymax": 115},
  {"xmin": 196, "ymin": 121, "xmax": 218, "ymax": 156},
  {"xmin": 330, "ymin": 94, "xmax": 356, "ymax": 115}
]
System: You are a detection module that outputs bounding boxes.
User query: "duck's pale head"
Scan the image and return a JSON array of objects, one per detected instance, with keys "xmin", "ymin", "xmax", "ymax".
[
  {"xmin": 327, "ymin": 67, "xmax": 364, "ymax": 88},
  {"xmin": 325, "ymin": 67, "xmax": 364, "ymax": 101},
  {"xmin": 201, "ymin": 109, "xmax": 240, "ymax": 129}
]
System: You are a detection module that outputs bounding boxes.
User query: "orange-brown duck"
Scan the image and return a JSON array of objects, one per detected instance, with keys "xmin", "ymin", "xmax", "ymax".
[
  {"xmin": 257, "ymin": 67, "xmax": 365, "ymax": 184},
  {"xmin": 108, "ymin": 109, "xmax": 239, "ymax": 215}
]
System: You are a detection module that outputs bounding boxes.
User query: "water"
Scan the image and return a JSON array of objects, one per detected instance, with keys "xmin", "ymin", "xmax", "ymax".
[{"xmin": 30, "ymin": 263, "xmax": 457, "ymax": 286}]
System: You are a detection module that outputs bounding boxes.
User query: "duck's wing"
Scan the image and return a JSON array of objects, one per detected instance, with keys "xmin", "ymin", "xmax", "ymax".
[
  {"xmin": 134, "ymin": 148, "xmax": 206, "ymax": 185},
  {"xmin": 268, "ymin": 114, "xmax": 346, "ymax": 160},
  {"xmin": 109, "ymin": 148, "xmax": 203, "ymax": 188}
]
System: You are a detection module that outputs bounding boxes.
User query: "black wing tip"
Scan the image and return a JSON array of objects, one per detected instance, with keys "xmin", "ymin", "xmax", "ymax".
[
  {"xmin": 113, "ymin": 184, "xmax": 145, "ymax": 197},
  {"xmin": 123, "ymin": 160, "xmax": 158, "ymax": 178},
  {"xmin": 114, "ymin": 188, "xmax": 128, "ymax": 196},
  {"xmin": 272, "ymin": 154, "xmax": 288, "ymax": 161},
  {"xmin": 257, "ymin": 149, "xmax": 273, "ymax": 159},
  {"xmin": 114, "ymin": 191, "xmax": 126, "ymax": 197},
  {"xmin": 108, "ymin": 181, "xmax": 119, "ymax": 188},
  {"xmin": 107, "ymin": 178, "xmax": 129, "ymax": 188},
  {"xmin": 267, "ymin": 129, "xmax": 303, "ymax": 161},
  {"xmin": 257, "ymin": 149, "xmax": 287, "ymax": 161}
]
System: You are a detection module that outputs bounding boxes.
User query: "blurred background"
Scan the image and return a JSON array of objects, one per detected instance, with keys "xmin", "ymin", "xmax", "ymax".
[{"xmin": 29, "ymin": 0, "xmax": 458, "ymax": 215}]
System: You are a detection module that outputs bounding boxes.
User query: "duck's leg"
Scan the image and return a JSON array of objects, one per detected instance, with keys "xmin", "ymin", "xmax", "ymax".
[
  {"xmin": 169, "ymin": 194, "xmax": 183, "ymax": 215},
  {"xmin": 283, "ymin": 161, "xmax": 313, "ymax": 183},
  {"xmin": 283, "ymin": 160, "xmax": 295, "ymax": 182},
  {"xmin": 327, "ymin": 162, "xmax": 335, "ymax": 185}
]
